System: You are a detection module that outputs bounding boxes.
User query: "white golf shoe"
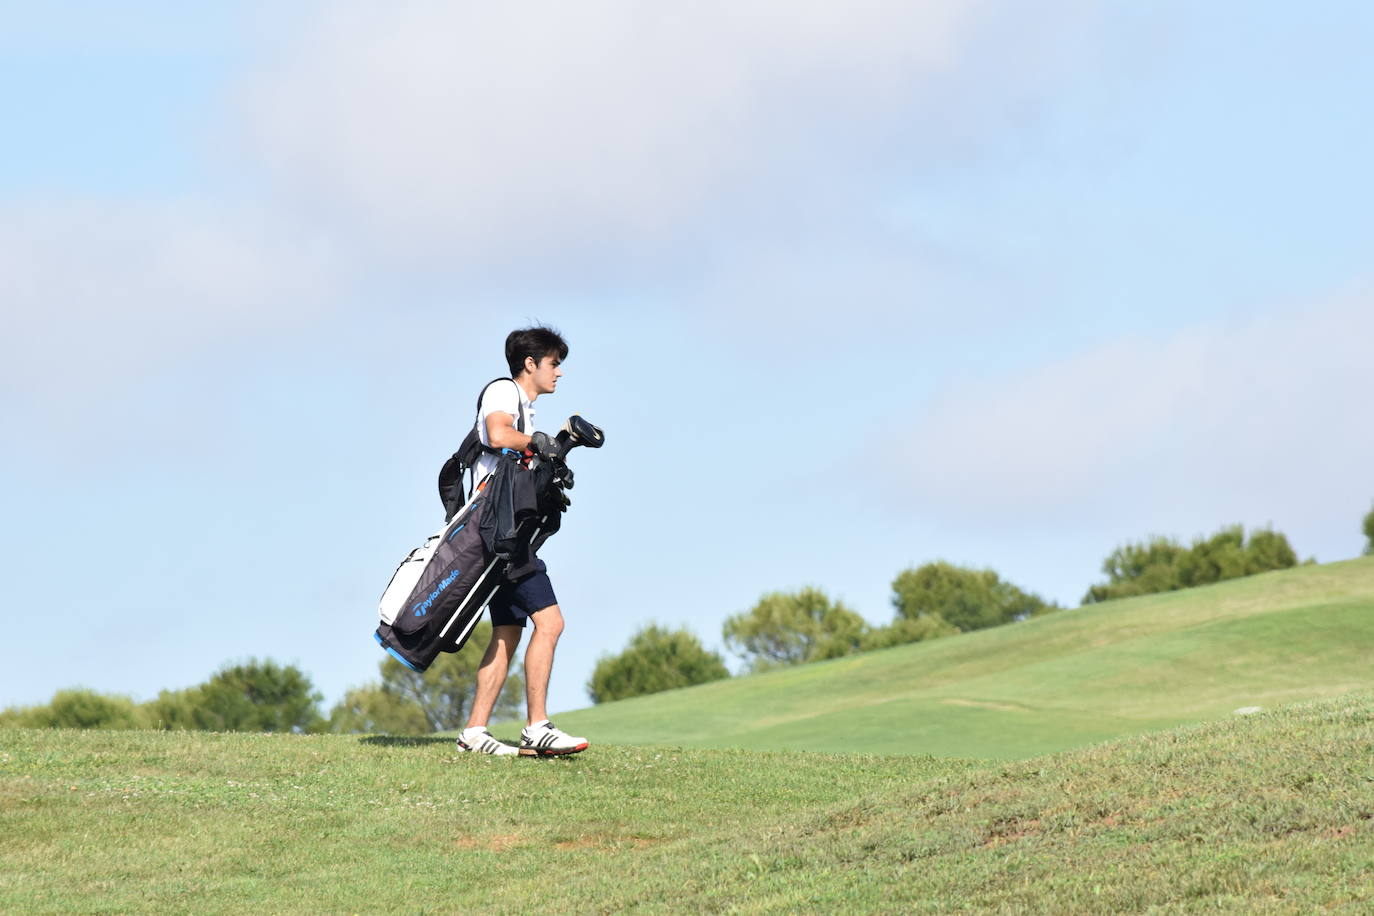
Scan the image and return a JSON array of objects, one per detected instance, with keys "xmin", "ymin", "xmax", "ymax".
[
  {"xmin": 456, "ymin": 727, "xmax": 518, "ymax": 756},
  {"xmin": 518, "ymin": 720, "xmax": 589, "ymax": 757}
]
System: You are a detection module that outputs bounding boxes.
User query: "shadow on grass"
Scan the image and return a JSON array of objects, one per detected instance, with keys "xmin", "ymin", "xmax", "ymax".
[
  {"xmin": 356, "ymin": 734, "xmax": 585, "ymax": 761},
  {"xmin": 359, "ymin": 735, "xmax": 453, "ymax": 747}
]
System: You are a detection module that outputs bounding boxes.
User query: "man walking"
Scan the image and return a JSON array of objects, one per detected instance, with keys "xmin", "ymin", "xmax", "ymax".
[{"xmin": 456, "ymin": 326, "xmax": 589, "ymax": 757}]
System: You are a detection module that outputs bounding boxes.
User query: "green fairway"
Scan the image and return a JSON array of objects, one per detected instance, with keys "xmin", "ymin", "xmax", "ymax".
[
  {"xmin": 7, "ymin": 560, "xmax": 1373, "ymax": 911},
  {"xmin": 556, "ymin": 557, "xmax": 1374, "ymax": 758},
  {"xmin": 4, "ymin": 695, "xmax": 1373, "ymax": 912}
]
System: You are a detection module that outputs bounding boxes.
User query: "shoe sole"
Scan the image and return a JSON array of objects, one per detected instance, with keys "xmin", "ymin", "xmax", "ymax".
[
  {"xmin": 457, "ymin": 749, "xmax": 518, "ymax": 756},
  {"xmin": 456, "ymin": 741, "xmax": 518, "ymax": 757},
  {"xmin": 518, "ymin": 741, "xmax": 589, "ymax": 757}
]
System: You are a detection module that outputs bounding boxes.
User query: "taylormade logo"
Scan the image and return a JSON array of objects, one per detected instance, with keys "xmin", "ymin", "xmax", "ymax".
[{"xmin": 413, "ymin": 568, "xmax": 462, "ymax": 617}]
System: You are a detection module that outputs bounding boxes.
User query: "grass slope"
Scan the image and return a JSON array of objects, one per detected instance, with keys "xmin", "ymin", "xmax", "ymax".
[
  {"xmin": 556, "ymin": 557, "xmax": 1374, "ymax": 758},
  {"xmin": 4, "ymin": 695, "xmax": 1373, "ymax": 912}
]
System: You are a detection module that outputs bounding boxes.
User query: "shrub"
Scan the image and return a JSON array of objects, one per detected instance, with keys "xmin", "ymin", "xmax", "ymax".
[
  {"xmin": 1084, "ymin": 525, "xmax": 1300, "ymax": 604},
  {"xmin": 892, "ymin": 562, "xmax": 1058, "ymax": 632},
  {"xmin": 589, "ymin": 625, "xmax": 729, "ymax": 703},
  {"xmin": 722, "ymin": 588, "xmax": 869, "ymax": 670},
  {"xmin": 147, "ymin": 659, "xmax": 324, "ymax": 733},
  {"xmin": 328, "ymin": 685, "xmax": 430, "ymax": 735},
  {"xmin": 858, "ymin": 614, "xmax": 959, "ymax": 651},
  {"xmin": 0, "ymin": 689, "xmax": 147, "ymax": 730}
]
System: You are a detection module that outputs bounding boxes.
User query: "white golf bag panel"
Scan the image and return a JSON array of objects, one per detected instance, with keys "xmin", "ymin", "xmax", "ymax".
[{"xmin": 378, "ymin": 533, "xmax": 443, "ymax": 626}]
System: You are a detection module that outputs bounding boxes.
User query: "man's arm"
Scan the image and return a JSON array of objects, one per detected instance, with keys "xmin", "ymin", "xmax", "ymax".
[{"xmin": 485, "ymin": 411, "xmax": 533, "ymax": 452}]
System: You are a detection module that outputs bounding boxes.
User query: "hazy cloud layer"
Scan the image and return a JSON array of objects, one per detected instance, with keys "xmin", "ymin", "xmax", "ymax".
[
  {"xmin": 0, "ymin": 199, "xmax": 340, "ymax": 402},
  {"xmin": 239, "ymin": 1, "xmax": 1028, "ymax": 262},
  {"xmin": 7, "ymin": 1, "xmax": 1093, "ymax": 412},
  {"xmin": 889, "ymin": 297, "xmax": 1374, "ymax": 552}
]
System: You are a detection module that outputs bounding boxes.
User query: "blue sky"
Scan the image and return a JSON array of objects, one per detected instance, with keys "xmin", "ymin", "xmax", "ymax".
[{"xmin": 3, "ymin": 1, "xmax": 1373, "ymax": 715}]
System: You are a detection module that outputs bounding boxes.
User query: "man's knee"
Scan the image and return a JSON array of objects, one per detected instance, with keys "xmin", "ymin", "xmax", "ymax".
[{"xmin": 531, "ymin": 604, "xmax": 564, "ymax": 639}]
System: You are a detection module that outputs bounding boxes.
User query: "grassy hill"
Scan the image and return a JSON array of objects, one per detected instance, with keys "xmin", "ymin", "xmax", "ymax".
[
  {"xmin": 6, "ymin": 560, "xmax": 1372, "ymax": 911},
  {"xmin": 555, "ymin": 556, "xmax": 1374, "ymax": 758},
  {"xmin": 4, "ymin": 695, "xmax": 1372, "ymax": 912}
]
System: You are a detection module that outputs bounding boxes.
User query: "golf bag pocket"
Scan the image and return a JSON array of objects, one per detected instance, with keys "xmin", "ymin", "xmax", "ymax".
[{"xmin": 378, "ymin": 535, "xmax": 442, "ymax": 626}]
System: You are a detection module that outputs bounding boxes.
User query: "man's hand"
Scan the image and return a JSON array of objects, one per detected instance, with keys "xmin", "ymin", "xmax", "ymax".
[{"xmin": 528, "ymin": 430, "xmax": 563, "ymax": 463}]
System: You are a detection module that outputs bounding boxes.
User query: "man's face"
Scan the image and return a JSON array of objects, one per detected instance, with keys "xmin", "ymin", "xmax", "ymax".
[{"xmin": 527, "ymin": 354, "xmax": 563, "ymax": 395}]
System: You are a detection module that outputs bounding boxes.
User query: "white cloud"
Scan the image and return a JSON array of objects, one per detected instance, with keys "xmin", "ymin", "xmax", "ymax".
[
  {"xmin": 238, "ymin": 1, "xmax": 1006, "ymax": 261},
  {"xmin": 887, "ymin": 297, "xmax": 1374, "ymax": 555}
]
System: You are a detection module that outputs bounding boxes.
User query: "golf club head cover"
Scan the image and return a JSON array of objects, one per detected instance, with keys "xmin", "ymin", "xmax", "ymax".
[{"xmin": 528, "ymin": 430, "xmax": 563, "ymax": 463}]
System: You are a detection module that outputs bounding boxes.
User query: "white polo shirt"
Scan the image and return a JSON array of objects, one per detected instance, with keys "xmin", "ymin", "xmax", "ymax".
[{"xmin": 473, "ymin": 378, "xmax": 534, "ymax": 486}]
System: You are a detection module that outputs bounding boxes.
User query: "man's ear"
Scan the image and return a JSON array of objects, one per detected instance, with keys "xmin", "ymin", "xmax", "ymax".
[{"xmin": 524, "ymin": 355, "xmax": 537, "ymax": 375}]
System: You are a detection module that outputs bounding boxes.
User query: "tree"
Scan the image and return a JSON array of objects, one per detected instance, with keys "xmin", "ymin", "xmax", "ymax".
[
  {"xmin": 1084, "ymin": 537, "xmax": 1190, "ymax": 603},
  {"xmin": 0, "ymin": 689, "xmax": 147, "ymax": 730},
  {"xmin": 328, "ymin": 685, "xmax": 429, "ymax": 735},
  {"xmin": 891, "ymin": 562, "xmax": 1057, "ymax": 632},
  {"xmin": 1364, "ymin": 503, "xmax": 1374, "ymax": 556},
  {"xmin": 722, "ymin": 588, "xmax": 870, "ymax": 671},
  {"xmin": 858, "ymin": 614, "xmax": 959, "ymax": 652},
  {"xmin": 147, "ymin": 659, "xmax": 325, "ymax": 733},
  {"xmin": 1084, "ymin": 525, "xmax": 1300, "ymax": 604},
  {"xmin": 378, "ymin": 621, "xmax": 524, "ymax": 731},
  {"xmin": 1179, "ymin": 525, "xmax": 1298, "ymax": 584},
  {"xmin": 144, "ymin": 687, "xmax": 205, "ymax": 730},
  {"xmin": 588, "ymin": 624, "xmax": 729, "ymax": 703},
  {"xmin": 1234, "ymin": 527, "xmax": 1299, "ymax": 573}
]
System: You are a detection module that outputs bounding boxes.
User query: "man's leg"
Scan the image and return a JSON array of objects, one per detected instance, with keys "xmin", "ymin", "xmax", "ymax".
[
  {"xmin": 465, "ymin": 625, "xmax": 523, "ymax": 729},
  {"xmin": 523, "ymin": 603, "xmax": 564, "ymax": 725},
  {"xmin": 518, "ymin": 604, "xmax": 587, "ymax": 756}
]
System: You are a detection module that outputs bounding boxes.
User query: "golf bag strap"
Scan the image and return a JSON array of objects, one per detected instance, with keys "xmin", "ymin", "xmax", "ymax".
[
  {"xmin": 474, "ymin": 378, "xmax": 527, "ymax": 433},
  {"xmin": 467, "ymin": 378, "xmax": 526, "ymax": 499}
]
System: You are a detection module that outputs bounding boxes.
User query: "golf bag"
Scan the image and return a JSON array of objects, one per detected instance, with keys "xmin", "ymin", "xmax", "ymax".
[
  {"xmin": 373, "ymin": 415, "xmax": 604, "ymax": 672},
  {"xmin": 373, "ymin": 481, "xmax": 507, "ymax": 672}
]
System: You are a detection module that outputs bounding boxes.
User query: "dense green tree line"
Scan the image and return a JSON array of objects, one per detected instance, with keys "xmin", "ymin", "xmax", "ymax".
[
  {"xmin": 8, "ymin": 506, "xmax": 1370, "ymax": 723},
  {"xmin": 0, "ymin": 660, "xmax": 324, "ymax": 732},
  {"xmin": 2, "ymin": 622, "xmax": 522, "ymax": 736}
]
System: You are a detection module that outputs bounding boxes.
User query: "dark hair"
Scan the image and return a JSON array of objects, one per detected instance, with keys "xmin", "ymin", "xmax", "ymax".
[{"xmin": 505, "ymin": 326, "xmax": 569, "ymax": 377}]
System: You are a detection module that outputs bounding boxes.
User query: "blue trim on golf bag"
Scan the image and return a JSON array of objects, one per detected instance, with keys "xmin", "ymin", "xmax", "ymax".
[{"xmin": 374, "ymin": 632, "xmax": 422, "ymax": 672}]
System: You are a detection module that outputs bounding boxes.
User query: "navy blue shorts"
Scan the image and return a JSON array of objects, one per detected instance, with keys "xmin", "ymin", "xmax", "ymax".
[{"xmin": 488, "ymin": 571, "xmax": 558, "ymax": 628}]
